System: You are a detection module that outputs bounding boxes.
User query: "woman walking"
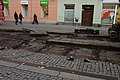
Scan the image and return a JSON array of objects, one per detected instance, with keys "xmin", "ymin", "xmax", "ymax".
[
  {"xmin": 19, "ymin": 12, "xmax": 24, "ymax": 24},
  {"xmin": 32, "ymin": 13, "xmax": 38, "ymax": 25}
]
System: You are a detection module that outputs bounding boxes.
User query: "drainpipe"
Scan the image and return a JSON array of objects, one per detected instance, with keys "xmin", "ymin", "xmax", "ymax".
[
  {"xmin": 113, "ymin": 5, "xmax": 118, "ymax": 24},
  {"xmin": 31, "ymin": 0, "xmax": 32, "ymax": 22}
]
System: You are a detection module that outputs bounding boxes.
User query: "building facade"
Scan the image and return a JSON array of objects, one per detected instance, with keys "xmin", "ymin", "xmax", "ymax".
[
  {"xmin": 57, "ymin": 0, "xmax": 103, "ymax": 26},
  {"xmin": 3, "ymin": 0, "xmax": 112, "ymax": 26},
  {"xmin": 102, "ymin": 0, "xmax": 120, "ymax": 25},
  {"xmin": 3, "ymin": 0, "xmax": 58, "ymax": 23}
]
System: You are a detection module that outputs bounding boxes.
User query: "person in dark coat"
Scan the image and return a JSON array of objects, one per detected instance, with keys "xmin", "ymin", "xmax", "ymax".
[
  {"xmin": 14, "ymin": 11, "xmax": 18, "ymax": 25},
  {"xmin": 19, "ymin": 12, "xmax": 24, "ymax": 24},
  {"xmin": 32, "ymin": 13, "xmax": 38, "ymax": 25}
]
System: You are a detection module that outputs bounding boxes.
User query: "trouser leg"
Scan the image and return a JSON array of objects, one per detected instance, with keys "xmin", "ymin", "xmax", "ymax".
[
  {"xmin": 32, "ymin": 21, "xmax": 34, "ymax": 24},
  {"xmin": 15, "ymin": 20, "xmax": 17, "ymax": 25},
  {"xmin": 36, "ymin": 20, "xmax": 38, "ymax": 24},
  {"xmin": 19, "ymin": 19, "xmax": 22, "ymax": 24}
]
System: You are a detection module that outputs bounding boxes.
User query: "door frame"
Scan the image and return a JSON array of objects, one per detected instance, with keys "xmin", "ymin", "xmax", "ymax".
[{"xmin": 81, "ymin": 5, "xmax": 94, "ymax": 26}]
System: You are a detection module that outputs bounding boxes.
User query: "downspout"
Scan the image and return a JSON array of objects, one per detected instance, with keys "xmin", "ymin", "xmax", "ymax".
[{"xmin": 31, "ymin": 0, "xmax": 32, "ymax": 22}]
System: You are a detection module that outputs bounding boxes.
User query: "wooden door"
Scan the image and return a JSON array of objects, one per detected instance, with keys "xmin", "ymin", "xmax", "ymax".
[{"xmin": 81, "ymin": 5, "xmax": 94, "ymax": 26}]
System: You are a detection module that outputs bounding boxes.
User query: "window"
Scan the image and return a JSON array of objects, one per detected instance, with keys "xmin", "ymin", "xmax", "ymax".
[
  {"xmin": 41, "ymin": 4, "xmax": 48, "ymax": 18},
  {"xmin": 101, "ymin": 4, "xmax": 116, "ymax": 24},
  {"xmin": 4, "ymin": 4, "xmax": 9, "ymax": 16},
  {"xmin": 21, "ymin": 5, "xmax": 28, "ymax": 16},
  {"xmin": 101, "ymin": 9, "xmax": 115, "ymax": 24},
  {"xmin": 64, "ymin": 4, "xmax": 75, "ymax": 22}
]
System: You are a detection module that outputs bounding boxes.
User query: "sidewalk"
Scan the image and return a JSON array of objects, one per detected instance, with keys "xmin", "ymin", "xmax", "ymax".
[
  {"xmin": 0, "ymin": 49, "xmax": 119, "ymax": 80},
  {"xmin": 0, "ymin": 60, "xmax": 105, "ymax": 80},
  {"xmin": 0, "ymin": 20, "xmax": 110, "ymax": 36},
  {"xmin": 0, "ymin": 21, "xmax": 119, "ymax": 80}
]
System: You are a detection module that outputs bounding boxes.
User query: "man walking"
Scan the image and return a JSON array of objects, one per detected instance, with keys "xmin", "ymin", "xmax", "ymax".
[{"xmin": 14, "ymin": 11, "xmax": 18, "ymax": 25}]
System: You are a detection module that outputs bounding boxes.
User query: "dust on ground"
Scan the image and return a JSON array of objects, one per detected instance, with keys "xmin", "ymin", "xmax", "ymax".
[{"xmin": 0, "ymin": 30, "xmax": 120, "ymax": 64}]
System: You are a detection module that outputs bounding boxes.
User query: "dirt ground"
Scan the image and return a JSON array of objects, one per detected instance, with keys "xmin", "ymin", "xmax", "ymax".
[{"xmin": 0, "ymin": 30, "xmax": 120, "ymax": 64}]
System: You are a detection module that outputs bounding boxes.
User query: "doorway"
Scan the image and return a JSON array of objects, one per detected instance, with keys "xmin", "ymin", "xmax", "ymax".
[
  {"xmin": 21, "ymin": 5, "xmax": 28, "ymax": 17},
  {"xmin": 81, "ymin": 5, "xmax": 94, "ymax": 26}
]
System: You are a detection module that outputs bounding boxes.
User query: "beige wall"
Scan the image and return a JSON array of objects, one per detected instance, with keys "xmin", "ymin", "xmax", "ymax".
[
  {"xmin": 5, "ymin": 0, "xmax": 21, "ymax": 20},
  {"xmin": 57, "ymin": 0, "xmax": 102, "ymax": 25},
  {"xmin": 5, "ymin": 0, "xmax": 58, "ymax": 23},
  {"xmin": 116, "ymin": 7, "xmax": 120, "ymax": 24}
]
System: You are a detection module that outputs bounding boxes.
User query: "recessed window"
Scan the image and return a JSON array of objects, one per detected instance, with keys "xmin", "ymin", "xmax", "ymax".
[
  {"xmin": 64, "ymin": 4, "xmax": 75, "ymax": 22},
  {"xmin": 21, "ymin": 5, "xmax": 28, "ymax": 16},
  {"xmin": 41, "ymin": 4, "xmax": 48, "ymax": 18},
  {"xmin": 4, "ymin": 4, "xmax": 9, "ymax": 16}
]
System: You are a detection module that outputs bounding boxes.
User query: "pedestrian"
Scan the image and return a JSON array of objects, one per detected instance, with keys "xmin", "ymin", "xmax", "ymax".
[
  {"xmin": 32, "ymin": 13, "xmax": 38, "ymax": 25},
  {"xmin": 14, "ymin": 11, "xmax": 18, "ymax": 25},
  {"xmin": 19, "ymin": 12, "xmax": 24, "ymax": 24}
]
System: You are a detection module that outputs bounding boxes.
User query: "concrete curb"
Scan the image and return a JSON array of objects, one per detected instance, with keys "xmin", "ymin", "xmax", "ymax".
[{"xmin": 47, "ymin": 38, "xmax": 120, "ymax": 51}]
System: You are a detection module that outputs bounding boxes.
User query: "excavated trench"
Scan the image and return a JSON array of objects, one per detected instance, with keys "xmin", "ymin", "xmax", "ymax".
[{"xmin": 0, "ymin": 29, "xmax": 120, "ymax": 63}]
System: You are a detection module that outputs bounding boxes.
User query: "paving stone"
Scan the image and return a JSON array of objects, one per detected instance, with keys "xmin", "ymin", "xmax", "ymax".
[
  {"xmin": 0, "ymin": 50, "xmax": 120, "ymax": 79},
  {"xmin": 0, "ymin": 65, "xmax": 74, "ymax": 80}
]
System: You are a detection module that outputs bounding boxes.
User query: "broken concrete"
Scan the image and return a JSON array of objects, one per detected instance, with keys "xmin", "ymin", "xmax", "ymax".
[
  {"xmin": 74, "ymin": 28, "xmax": 99, "ymax": 34},
  {"xmin": 30, "ymin": 31, "xmax": 48, "ymax": 37},
  {"xmin": 47, "ymin": 38, "xmax": 120, "ymax": 51}
]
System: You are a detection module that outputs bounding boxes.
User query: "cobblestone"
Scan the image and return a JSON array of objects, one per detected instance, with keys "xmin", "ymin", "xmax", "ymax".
[
  {"xmin": 0, "ymin": 49, "xmax": 33, "ymax": 59},
  {"xmin": 0, "ymin": 65, "xmax": 73, "ymax": 80},
  {"xmin": 0, "ymin": 49, "xmax": 120, "ymax": 78},
  {"xmin": 0, "ymin": 63, "xmax": 106, "ymax": 80}
]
